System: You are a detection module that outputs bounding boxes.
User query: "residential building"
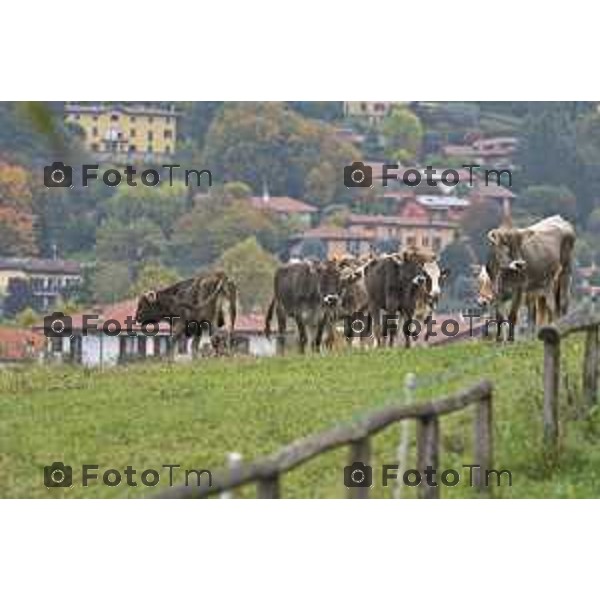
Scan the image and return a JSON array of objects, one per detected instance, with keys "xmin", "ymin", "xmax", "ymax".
[
  {"xmin": 64, "ymin": 102, "xmax": 178, "ymax": 162},
  {"xmin": 35, "ymin": 299, "xmax": 276, "ymax": 367},
  {"xmin": 343, "ymin": 101, "xmax": 410, "ymax": 125},
  {"xmin": 290, "ymin": 226, "xmax": 376, "ymax": 260},
  {"xmin": 346, "ymin": 214, "xmax": 458, "ymax": 253},
  {"xmin": 250, "ymin": 191, "xmax": 317, "ymax": 228},
  {"xmin": 0, "ymin": 257, "xmax": 82, "ymax": 313},
  {"xmin": 0, "ymin": 326, "xmax": 45, "ymax": 366},
  {"xmin": 399, "ymin": 195, "xmax": 470, "ymax": 222}
]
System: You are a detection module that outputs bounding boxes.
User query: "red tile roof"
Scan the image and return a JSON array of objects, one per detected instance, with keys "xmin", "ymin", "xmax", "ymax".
[
  {"xmin": 36, "ymin": 299, "xmax": 267, "ymax": 334},
  {"xmin": 250, "ymin": 196, "xmax": 317, "ymax": 214},
  {"xmin": 0, "ymin": 326, "xmax": 45, "ymax": 361}
]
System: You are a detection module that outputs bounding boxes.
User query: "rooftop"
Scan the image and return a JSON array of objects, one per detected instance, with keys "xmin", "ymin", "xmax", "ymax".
[
  {"xmin": 250, "ymin": 195, "xmax": 317, "ymax": 214},
  {"xmin": 415, "ymin": 195, "xmax": 470, "ymax": 209},
  {"xmin": 0, "ymin": 257, "xmax": 82, "ymax": 275},
  {"xmin": 296, "ymin": 226, "xmax": 376, "ymax": 241},
  {"xmin": 0, "ymin": 326, "xmax": 45, "ymax": 362}
]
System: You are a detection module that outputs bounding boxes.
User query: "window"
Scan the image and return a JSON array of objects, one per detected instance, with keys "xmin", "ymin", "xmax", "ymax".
[
  {"xmin": 147, "ymin": 144, "xmax": 153, "ymax": 153},
  {"xmin": 164, "ymin": 129, "xmax": 172, "ymax": 139},
  {"xmin": 92, "ymin": 127, "xmax": 98, "ymax": 136},
  {"xmin": 422, "ymin": 236, "xmax": 430, "ymax": 247},
  {"xmin": 148, "ymin": 116, "xmax": 154, "ymax": 124},
  {"xmin": 129, "ymin": 145, "xmax": 137, "ymax": 153},
  {"xmin": 433, "ymin": 237, "xmax": 442, "ymax": 252},
  {"xmin": 147, "ymin": 131, "xmax": 153, "ymax": 141},
  {"xmin": 130, "ymin": 128, "xmax": 136, "ymax": 137},
  {"xmin": 93, "ymin": 115, "xmax": 98, "ymax": 122},
  {"xmin": 130, "ymin": 115, "xmax": 136, "ymax": 123},
  {"xmin": 74, "ymin": 114, "xmax": 80, "ymax": 120},
  {"xmin": 111, "ymin": 114, "xmax": 119, "ymax": 121},
  {"xmin": 165, "ymin": 145, "xmax": 171, "ymax": 154},
  {"xmin": 91, "ymin": 142, "xmax": 99, "ymax": 152},
  {"xmin": 360, "ymin": 102, "xmax": 367, "ymax": 112},
  {"xmin": 406, "ymin": 236, "xmax": 416, "ymax": 247}
]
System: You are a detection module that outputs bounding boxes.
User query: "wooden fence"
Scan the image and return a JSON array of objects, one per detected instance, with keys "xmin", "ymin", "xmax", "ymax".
[
  {"xmin": 156, "ymin": 380, "xmax": 493, "ymax": 499},
  {"xmin": 538, "ymin": 304, "xmax": 600, "ymax": 458}
]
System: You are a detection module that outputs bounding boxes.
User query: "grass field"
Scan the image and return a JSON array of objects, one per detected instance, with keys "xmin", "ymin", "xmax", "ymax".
[{"xmin": 1, "ymin": 336, "xmax": 599, "ymax": 499}]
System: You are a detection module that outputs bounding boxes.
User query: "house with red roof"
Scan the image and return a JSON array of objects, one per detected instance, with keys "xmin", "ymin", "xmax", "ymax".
[
  {"xmin": 34, "ymin": 300, "xmax": 277, "ymax": 367},
  {"xmin": 250, "ymin": 190, "xmax": 317, "ymax": 227},
  {"xmin": 0, "ymin": 326, "xmax": 45, "ymax": 365}
]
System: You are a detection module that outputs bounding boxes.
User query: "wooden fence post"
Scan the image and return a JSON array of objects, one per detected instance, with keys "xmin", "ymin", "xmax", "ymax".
[
  {"xmin": 416, "ymin": 415, "xmax": 439, "ymax": 499},
  {"xmin": 474, "ymin": 391, "xmax": 493, "ymax": 493},
  {"xmin": 583, "ymin": 325, "xmax": 599, "ymax": 407},
  {"xmin": 347, "ymin": 436, "xmax": 371, "ymax": 499},
  {"xmin": 220, "ymin": 452, "xmax": 243, "ymax": 499},
  {"xmin": 540, "ymin": 328, "xmax": 561, "ymax": 460}
]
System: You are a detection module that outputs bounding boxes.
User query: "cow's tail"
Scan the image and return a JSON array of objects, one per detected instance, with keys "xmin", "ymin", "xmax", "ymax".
[{"xmin": 265, "ymin": 296, "xmax": 276, "ymax": 340}]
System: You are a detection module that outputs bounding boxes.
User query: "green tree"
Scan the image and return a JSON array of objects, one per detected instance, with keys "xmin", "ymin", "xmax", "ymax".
[
  {"xmin": 460, "ymin": 202, "xmax": 503, "ymax": 263},
  {"xmin": 218, "ymin": 237, "xmax": 279, "ymax": 313},
  {"xmin": 92, "ymin": 262, "xmax": 132, "ymax": 304},
  {"xmin": 202, "ymin": 102, "xmax": 360, "ymax": 202},
  {"xmin": 381, "ymin": 107, "xmax": 423, "ymax": 163},
  {"xmin": 96, "ymin": 218, "xmax": 166, "ymax": 265},
  {"xmin": 104, "ymin": 183, "xmax": 189, "ymax": 237},
  {"xmin": 520, "ymin": 185, "xmax": 578, "ymax": 221},
  {"xmin": 129, "ymin": 263, "xmax": 181, "ymax": 296}
]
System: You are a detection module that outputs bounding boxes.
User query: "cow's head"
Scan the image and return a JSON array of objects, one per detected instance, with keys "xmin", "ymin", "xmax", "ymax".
[
  {"xmin": 487, "ymin": 227, "xmax": 534, "ymax": 273},
  {"xmin": 476, "ymin": 265, "xmax": 494, "ymax": 308},
  {"xmin": 135, "ymin": 289, "xmax": 162, "ymax": 323},
  {"xmin": 422, "ymin": 260, "xmax": 449, "ymax": 308},
  {"xmin": 316, "ymin": 260, "xmax": 345, "ymax": 308}
]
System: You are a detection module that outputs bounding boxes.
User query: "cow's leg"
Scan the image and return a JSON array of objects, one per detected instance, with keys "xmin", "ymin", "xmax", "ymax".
[
  {"xmin": 295, "ymin": 316, "xmax": 308, "ymax": 354},
  {"xmin": 507, "ymin": 290, "xmax": 522, "ymax": 342},
  {"xmin": 370, "ymin": 305, "xmax": 383, "ymax": 347}
]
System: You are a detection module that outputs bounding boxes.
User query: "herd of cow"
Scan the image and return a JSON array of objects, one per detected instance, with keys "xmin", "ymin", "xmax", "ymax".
[{"xmin": 134, "ymin": 214, "xmax": 576, "ymax": 356}]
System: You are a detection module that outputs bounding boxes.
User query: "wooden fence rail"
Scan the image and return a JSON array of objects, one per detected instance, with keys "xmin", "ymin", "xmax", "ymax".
[
  {"xmin": 538, "ymin": 304, "xmax": 600, "ymax": 459},
  {"xmin": 155, "ymin": 379, "xmax": 493, "ymax": 499}
]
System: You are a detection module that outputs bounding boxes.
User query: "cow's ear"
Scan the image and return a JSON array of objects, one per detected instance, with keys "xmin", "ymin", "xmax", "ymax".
[
  {"xmin": 518, "ymin": 229, "xmax": 535, "ymax": 242},
  {"xmin": 487, "ymin": 229, "xmax": 500, "ymax": 245}
]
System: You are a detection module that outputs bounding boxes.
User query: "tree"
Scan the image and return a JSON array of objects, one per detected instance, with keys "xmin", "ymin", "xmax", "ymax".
[
  {"xmin": 218, "ymin": 237, "xmax": 279, "ymax": 313},
  {"xmin": 169, "ymin": 199, "xmax": 285, "ymax": 271},
  {"xmin": 520, "ymin": 185, "xmax": 577, "ymax": 221},
  {"xmin": 440, "ymin": 238, "xmax": 475, "ymax": 285},
  {"xmin": 305, "ymin": 162, "xmax": 337, "ymax": 208},
  {"xmin": 2, "ymin": 278, "xmax": 34, "ymax": 317},
  {"xmin": 15, "ymin": 307, "xmax": 39, "ymax": 328},
  {"xmin": 202, "ymin": 102, "xmax": 360, "ymax": 202},
  {"xmin": 460, "ymin": 202, "xmax": 503, "ymax": 263},
  {"xmin": 129, "ymin": 263, "xmax": 181, "ymax": 297},
  {"xmin": 381, "ymin": 107, "xmax": 423, "ymax": 163},
  {"xmin": 92, "ymin": 262, "xmax": 132, "ymax": 304},
  {"xmin": 0, "ymin": 162, "xmax": 37, "ymax": 256},
  {"xmin": 96, "ymin": 218, "xmax": 166, "ymax": 265},
  {"xmin": 103, "ymin": 183, "xmax": 189, "ymax": 237}
]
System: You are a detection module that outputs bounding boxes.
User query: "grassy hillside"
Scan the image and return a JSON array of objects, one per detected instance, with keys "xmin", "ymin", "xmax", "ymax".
[{"xmin": 1, "ymin": 337, "xmax": 598, "ymax": 499}]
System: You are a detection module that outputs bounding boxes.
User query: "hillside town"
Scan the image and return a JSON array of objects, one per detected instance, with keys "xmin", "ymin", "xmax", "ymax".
[{"xmin": 1, "ymin": 101, "xmax": 600, "ymax": 364}]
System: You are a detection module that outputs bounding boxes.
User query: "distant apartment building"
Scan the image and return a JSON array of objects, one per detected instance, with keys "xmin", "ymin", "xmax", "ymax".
[
  {"xmin": 343, "ymin": 101, "xmax": 409, "ymax": 125},
  {"xmin": 290, "ymin": 226, "xmax": 375, "ymax": 260},
  {"xmin": 64, "ymin": 102, "xmax": 178, "ymax": 162},
  {"xmin": 0, "ymin": 257, "xmax": 82, "ymax": 313},
  {"xmin": 443, "ymin": 136, "xmax": 518, "ymax": 168},
  {"xmin": 346, "ymin": 214, "xmax": 458, "ymax": 254}
]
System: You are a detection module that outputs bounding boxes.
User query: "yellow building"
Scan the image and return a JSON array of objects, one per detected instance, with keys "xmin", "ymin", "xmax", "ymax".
[{"xmin": 64, "ymin": 102, "xmax": 178, "ymax": 161}]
